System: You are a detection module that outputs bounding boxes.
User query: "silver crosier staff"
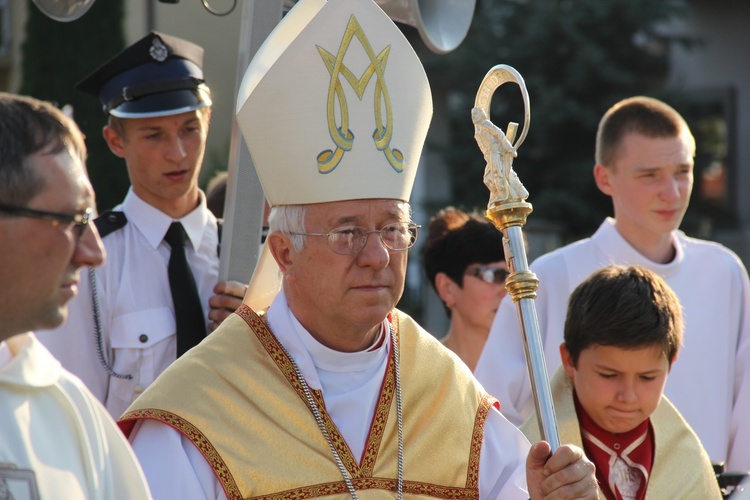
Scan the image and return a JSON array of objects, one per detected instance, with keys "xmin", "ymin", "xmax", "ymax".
[{"xmin": 472, "ymin": 64, "xmax": 560, "ymax": 451}]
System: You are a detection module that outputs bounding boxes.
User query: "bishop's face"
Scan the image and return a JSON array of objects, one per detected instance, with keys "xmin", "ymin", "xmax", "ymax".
[{"xmin": 282, "ymin": 199, "xmax": 409, "ymax": 352}]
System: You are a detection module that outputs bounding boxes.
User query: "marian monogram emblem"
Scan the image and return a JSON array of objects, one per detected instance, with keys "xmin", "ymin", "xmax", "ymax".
[{"xmin": 316, "ymin": 15, "xmax": 403, "ymax": 174}]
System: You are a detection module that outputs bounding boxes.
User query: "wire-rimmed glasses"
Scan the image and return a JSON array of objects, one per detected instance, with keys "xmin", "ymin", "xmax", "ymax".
[{"xmin": 289, "ymin": 222, "xmax": 420, "ymax": 255}]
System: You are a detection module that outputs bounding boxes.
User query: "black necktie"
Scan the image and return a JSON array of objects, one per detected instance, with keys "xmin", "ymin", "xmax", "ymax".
[{"xmin": 164, "ymin": 222, "xmax": 206, "ymax": 356}]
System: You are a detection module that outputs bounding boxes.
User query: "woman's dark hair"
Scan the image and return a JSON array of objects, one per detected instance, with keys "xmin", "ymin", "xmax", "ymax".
[{"xmin": 421, "ymin": 206, "xmax": 504, "ymax": 315}]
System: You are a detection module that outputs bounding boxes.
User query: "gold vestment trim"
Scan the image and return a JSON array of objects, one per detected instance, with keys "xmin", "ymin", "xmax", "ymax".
[
  {"xmin": 122, "ymin": 305, "xmax": 494, "ymax": 498},
  {"xmin": 122, "ymin": 408, "xmax": 243, "ymax": 499}
]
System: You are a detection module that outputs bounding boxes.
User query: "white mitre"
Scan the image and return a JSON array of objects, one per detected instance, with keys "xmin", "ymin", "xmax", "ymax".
[{"xmin": 236, "ymin": 0, "xmax": 432, "ymax": 310}]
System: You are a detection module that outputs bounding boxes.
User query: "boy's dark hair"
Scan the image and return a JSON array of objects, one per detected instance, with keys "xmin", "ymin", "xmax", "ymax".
[
  {"xmin": 595, "ymin": 96, "xmax": 695, "ymax": 168},
  {"xmin": 420, "ymin": 206, "xmax": 504, "ymax": 316},
  {"xmin": 564, "ymin": 265, "xmax": 683, "ymax": 367}
]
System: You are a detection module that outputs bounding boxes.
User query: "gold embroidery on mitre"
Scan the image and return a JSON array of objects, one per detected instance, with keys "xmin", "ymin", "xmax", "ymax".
[{"xmin": 316, "ymin": 15, "xmax": 403, "ymax": 174}]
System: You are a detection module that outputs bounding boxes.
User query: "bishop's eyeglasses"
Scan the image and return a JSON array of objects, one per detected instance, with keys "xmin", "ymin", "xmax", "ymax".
[
  {"xmin": 0, "ymin": 203, "xmax": 92, "ymax": 239},
  {"xmin": 289, "ymin": 222, "xmax": 420, "ymax": 255}
]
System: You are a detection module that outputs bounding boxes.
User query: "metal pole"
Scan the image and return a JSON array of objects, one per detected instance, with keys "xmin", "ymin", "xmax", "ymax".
[
  {"xmin": 218, "ymin": 0, "xmax": 284, "ymax": 283},
  {"xmin": 472, "ymin": 64, "xmax": 560, "ymax": 451}
]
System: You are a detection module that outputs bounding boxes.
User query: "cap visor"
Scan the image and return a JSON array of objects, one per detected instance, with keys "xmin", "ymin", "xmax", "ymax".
[{"xmin": 109, "ymin": 89, "xmax": 211, "ymax": 118}]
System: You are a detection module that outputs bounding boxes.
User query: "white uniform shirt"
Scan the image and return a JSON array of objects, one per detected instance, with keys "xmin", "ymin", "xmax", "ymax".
[
  {"xmin": 36, "ymin": 188, "xmax": 220, "ymax": 418},
  {"xmin": 475, "ymin": 218, "xmax": 750, "ymax": 471},
  {"xmin": 129, "ymin": 291, "xmax": 531, "ymax": 499},
  {"xmin": 0, "ymin": 333, "xmax": 151, "ymax": 500}
]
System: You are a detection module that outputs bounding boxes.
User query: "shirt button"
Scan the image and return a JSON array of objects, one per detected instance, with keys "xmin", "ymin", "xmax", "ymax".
[
  {"xmin": 133, "ymin": 385, "xmax": 144, "ymax": 396},
  {"xmin": 139, "ymin": 334, "xmax": 148, "ymax": 343},
  {"xmin": 613, "ymin": 443, "xmax": 621, "ymax": 450}
]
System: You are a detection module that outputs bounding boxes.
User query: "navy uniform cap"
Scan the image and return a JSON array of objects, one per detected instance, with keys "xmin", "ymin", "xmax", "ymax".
[{"xmin": 76, "ymin": 32, "xmax": 212, "ymax": 118}]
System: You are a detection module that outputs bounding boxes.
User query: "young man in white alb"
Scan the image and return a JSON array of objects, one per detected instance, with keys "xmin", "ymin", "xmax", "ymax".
[{"xmin": 476, "ymin": 96, "xmax": 750, "ymax": 472}]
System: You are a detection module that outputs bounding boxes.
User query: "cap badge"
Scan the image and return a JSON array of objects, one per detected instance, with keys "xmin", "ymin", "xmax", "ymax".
[
  {"xmin": 149, "ymin": 37, "xmax": 169, "ymax": 62},
  {"xmin": 316, "ymin": 15, "xmax": 402, "ymax": 174}
]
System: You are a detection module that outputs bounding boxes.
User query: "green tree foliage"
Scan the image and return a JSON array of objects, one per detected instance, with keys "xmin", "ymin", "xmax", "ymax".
[
  {"xmin": 20, "ymin": 0, "xmax": 126, "ymax": 211},
  {"xmin": 422, "ymin": 0, "xmax": 696, "ymax": 241}
]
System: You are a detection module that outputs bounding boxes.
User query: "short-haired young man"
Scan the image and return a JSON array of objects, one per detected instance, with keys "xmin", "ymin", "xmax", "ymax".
[{"xmin": 476, "ymin": 96, "xmax": 750, "ymax": 471}]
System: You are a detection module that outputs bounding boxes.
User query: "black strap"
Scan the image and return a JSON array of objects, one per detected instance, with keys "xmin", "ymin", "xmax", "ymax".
[{"xmin": 94, "ymin": 210, "xmax": 127, "ymax": 238}]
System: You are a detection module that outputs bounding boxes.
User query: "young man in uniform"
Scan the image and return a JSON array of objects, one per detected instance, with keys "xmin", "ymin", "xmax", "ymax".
[
  {"xmin": 36, "ymin": 32, "xmax": 246, "ymax": 418},
  {"xmin": 476, "ymin": 96, "xmax": 750, "ymax": 472}
]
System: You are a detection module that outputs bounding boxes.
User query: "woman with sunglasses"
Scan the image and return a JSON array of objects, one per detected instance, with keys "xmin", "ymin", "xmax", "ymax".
[{"xmin": 421, "ymin": 206, "xmax": 508, "ymax": 371}]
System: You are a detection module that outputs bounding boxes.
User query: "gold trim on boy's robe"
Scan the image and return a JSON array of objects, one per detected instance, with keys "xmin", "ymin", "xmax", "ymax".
[
  {"xmin": 521, "ymin": 367, "xmax": 722, "ymax": 499},
  {"xmin": 121, "ymin": 305, "xmax": 496, "ymax": 499}
]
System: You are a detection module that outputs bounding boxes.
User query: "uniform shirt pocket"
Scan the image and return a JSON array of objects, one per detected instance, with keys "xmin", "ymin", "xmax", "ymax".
[{"xmin": 107, "ymin": 308, "xmax": 176, "ymax": 416}]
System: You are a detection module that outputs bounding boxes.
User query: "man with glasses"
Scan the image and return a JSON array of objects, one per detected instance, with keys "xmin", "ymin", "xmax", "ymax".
[
  {"xmin": 0, "ymin": 205, "xmax": 92, "ymax": 236},
  {"xmin": 118, "ymin": 1, "xmax": 598, "ymax": 498},
  {"xmin": 421, "ymin": 206, "xmax": 508, "ymax": 372},
  {"xmin": 0, "ymin": 92, "xmax": 150, "ymax": 498},
  {"xmin": 35, "ymin": 32, "xmax": 246, "ymax": 419}
]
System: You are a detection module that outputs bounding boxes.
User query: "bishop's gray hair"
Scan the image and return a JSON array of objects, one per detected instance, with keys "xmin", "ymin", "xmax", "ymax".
[{"xmin": 268, "ymin": 205, "xmax": 307, "ymax": 251}]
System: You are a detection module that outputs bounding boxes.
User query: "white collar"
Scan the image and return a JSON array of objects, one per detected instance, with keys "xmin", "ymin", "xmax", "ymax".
[
  {"xmin": 121, "ymin": 188, "xmax": 212, "ymax": 250},
  {"xmin": 0, "ymin": 333, "xmax": 61, "ymax": 387},
  {"xmin": 593, "ymin": 218, "xmax": 684, "ymax": 277},
  {"xmin": 265, "ymin": 290, "xmax": 389, "ymax": 390}
]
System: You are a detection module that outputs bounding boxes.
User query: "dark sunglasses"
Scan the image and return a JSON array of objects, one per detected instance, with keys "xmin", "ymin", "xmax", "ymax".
[
  {"xmin": 465, "ymin": 265, "xmax": 510, "ymax": 284},
  {"xmin": 0, "ymin": 203, "xmax": 92, "ymax": 238}
]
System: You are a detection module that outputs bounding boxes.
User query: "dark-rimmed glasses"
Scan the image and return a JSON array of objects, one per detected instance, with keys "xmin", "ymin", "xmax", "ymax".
[
  {"xmin": 289, "ymin": 222, "xmax": 420, "ymax": 255},
  {"xmin": 466, "ymin": 265, "xmax": 510, "ymax": 284},
  {"xmin": 0, "ymin": 203, "xmax": 92, "ymax": 238}
]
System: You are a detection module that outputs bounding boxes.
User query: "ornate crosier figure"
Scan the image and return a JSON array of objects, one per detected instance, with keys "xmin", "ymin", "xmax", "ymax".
[
  {"xmin": 472, "ymin": 107, "xmax": 528, "ymax": 204},
  {"xmin": 474, "ymin": 65, "xmax": 561, "ymax": 452}
]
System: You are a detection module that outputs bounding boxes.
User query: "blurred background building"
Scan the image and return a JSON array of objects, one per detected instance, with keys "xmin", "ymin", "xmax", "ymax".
[{"xmin": 1, "ymin": 0, "xmax": 748, "ymax": 333}]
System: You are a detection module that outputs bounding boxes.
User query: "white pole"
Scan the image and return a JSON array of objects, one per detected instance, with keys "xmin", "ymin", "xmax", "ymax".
[{"xmin": 219, "ymin": 0, "xmax": 284, "ymax": 283}]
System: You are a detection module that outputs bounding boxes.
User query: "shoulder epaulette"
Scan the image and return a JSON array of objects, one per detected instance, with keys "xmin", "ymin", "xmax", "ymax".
[{"xmin": 94, "ymin": 210, "xmax": 128, "ymax": 238}]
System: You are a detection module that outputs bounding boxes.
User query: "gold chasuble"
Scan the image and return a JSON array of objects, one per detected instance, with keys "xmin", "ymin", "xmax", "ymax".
[
  {"xmin": 121, "ymin": 305, "xmax": 496, "ymax": 499},
  {"xmin": 521, "ymin": 367, "xmax": 721, "ymax": 499}
]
